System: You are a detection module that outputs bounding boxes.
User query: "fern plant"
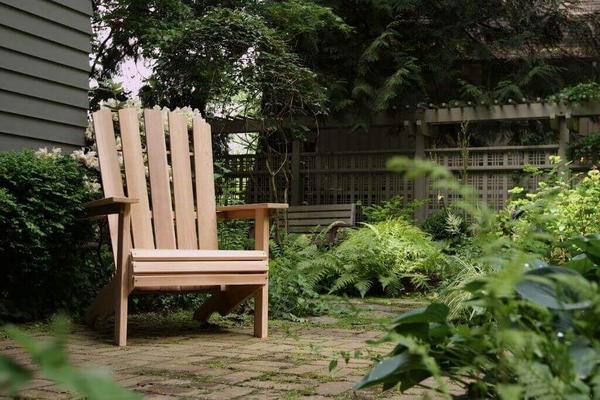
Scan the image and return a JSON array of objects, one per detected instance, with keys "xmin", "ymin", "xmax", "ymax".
[
  {"xmin": 268, "ymin": 235, "xmax": 330, "ymax": 320},
  {"xmin": 310, "ymin": 219, "xmax": 451, "ymax": 297}
]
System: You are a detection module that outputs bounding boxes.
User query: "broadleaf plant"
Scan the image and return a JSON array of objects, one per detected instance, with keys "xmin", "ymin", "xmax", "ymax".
[{"xmin": 354, "ymin": 157, "xmax": 600, "ymax": 398}]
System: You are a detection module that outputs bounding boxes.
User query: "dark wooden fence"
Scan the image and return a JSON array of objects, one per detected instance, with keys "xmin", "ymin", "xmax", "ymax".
[{"xmin": 217, "ymin": 143, "xmax": 562, "ymax": 219}]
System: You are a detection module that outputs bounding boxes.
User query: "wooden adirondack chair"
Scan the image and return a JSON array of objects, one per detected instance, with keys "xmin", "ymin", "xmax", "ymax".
[{"xmin": 85, "ymin": 108, "xmax": 287, "ymax": 346}]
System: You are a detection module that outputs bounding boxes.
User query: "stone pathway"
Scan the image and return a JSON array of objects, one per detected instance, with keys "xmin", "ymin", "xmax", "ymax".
[{"xmin": 1, "ymin": 298, "xmax": 458, "ymax": 399}]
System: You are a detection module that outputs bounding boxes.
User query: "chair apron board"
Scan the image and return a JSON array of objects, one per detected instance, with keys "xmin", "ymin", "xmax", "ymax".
[{"xmin": 85, "ymin": 108, "xmax": 287, "ymax": 346}]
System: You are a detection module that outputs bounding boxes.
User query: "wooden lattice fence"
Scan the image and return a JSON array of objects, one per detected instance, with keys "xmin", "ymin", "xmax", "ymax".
[{"xmin": 217, "ymin": 144, "xmax": 562, "ymax": 219}]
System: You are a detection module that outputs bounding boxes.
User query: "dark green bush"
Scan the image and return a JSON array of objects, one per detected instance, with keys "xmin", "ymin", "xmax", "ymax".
[
  {"xmin": 0, "ymin": 150, "xmax": 108, "ymax": 321},
  {"xmin": 570, "ymin": 132, "xmax": 600, "ymax": 165},
  {"xmin": 420, "ymin": 208, "xmax": 468, "ymax": 241},
  {"xmin": 353, "ymin": 156, "xmax": 600, "ymax": 398}
]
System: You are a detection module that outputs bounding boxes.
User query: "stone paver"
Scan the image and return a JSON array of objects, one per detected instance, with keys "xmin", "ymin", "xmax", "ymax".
[{"xmin": 1, "ymin": 298, "xmax": 464, "ymax": 399}]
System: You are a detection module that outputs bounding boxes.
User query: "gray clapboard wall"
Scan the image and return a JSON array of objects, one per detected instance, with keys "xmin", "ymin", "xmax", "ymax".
[{"xmin": 0, "ymin": 0, "xmax": 92, "ymax": 152}]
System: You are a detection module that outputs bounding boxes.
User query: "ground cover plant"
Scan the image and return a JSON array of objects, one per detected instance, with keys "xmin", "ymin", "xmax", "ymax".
[{"xmin": 354, "ymin": 157, "xmax": 600, "ymax": 398}]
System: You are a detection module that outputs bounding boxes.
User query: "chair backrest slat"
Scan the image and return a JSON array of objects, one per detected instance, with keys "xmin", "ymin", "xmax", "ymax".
[
  {"xmin": 193, "ymin": 117, "xmax": 218, "ymax": 249},
  {"xmin": 145, "ymin": 110, "xmax": 177, "ymax": 249},
  {"xmin": 119, "ymin": 109, "xmax": 155, "ymax": 249},
  {"xmin": 169, "ymin": 111, "xmax": 198, "ymax": 249},
  {"xmin": 94, "ymin": 108, "xmax": 219, "ymax": 252},
  {"xmin": 92, "ymin": 109, "xmax": 125, "ymax": 262}
]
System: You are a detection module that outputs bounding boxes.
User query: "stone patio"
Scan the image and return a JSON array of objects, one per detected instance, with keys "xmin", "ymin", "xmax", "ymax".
[{"xmin": 1, "ymin": 298, "xmax": 457, "ymax": 399}]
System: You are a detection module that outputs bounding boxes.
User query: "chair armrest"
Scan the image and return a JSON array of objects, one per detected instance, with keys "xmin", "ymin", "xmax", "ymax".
[
  {"xmin": 217, "ymin": 203, "xmax": 288, "ymax": 220},
  {"xmin": 85, "ymin": 197, "xmax": 139, "ymax": 218}
]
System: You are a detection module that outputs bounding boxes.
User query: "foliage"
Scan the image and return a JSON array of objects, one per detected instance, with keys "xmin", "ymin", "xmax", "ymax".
[
  {"xmin": 548, "ymin": 81, "xmax": 600, "ymax": 103},
  {"xmin": 420, "ymin": 209, "xmax": 468, "ymax": 242},
  {"xmin": 92, "ymin": 1, "xmax": 600, "ymax": 131},
  {"xmin": 0, "ymin": 150, "xmax": 109, "ymax": 321},
  {"xmin": 0, "ymin": 316, "xmax": 140, "ymax": 399},
  {"xmin": 92, "ymin": 0, "xmax": 348, "ymax": 121},
  {"xmin": 268, "ymin": 235, "xmax": 329, "ymax": 320},
  {"xmin": 354, "ymin": 157, "xmax": 600, "ymax": 398},
  {"xmin": 351, "ymin": 1, "xmax": 598, "ymax": 114},
  {"xmin": 570, "ymin": 132, "xmax": 600, "ymax": 165},
  {"xmin": 503, "ymin": 164, "xmax": 600, "ymax": 263},
  {"xmin": 311, "ymin": 219, "xmax": 451, "ymax": 297},
  {"xmin": 355, "ymin": 245, "xmax": 600, "ymax": 398},
  {"xmin": 361, "ymin": 195, "xmax": 426, "ymax": 223}
]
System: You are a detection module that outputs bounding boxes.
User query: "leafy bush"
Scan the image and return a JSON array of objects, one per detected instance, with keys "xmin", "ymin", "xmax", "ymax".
[
  {"xmin": 570, "ymin": 132, "xmax": 600, "ymax": 165},
  {"xmin": 420, "ymin": 208, "xmax": 468, "ymax": 242},
  {"xmin": 353, "ymin": 156, "xmax": 600, "ymax": 398},
  {"xmin": 356, "ymin": 239, "xmax": 600, "ymax": 398},
  {"xmin": 0, "ymin": 150, "xmax": 108, "ymax": 321},
  {"xmin": 268, "ymin": 235, "xmax": 328, "ymax": 320},
  {"xmin": 549, "ymin": 81, "xmax": 600, "ymax": 102},
  {"xmin": 505, "ymin": 165, "xmax": 600, "ymax": 262},
  {"xmin": 313, "ymin": 219, "xmax": 451, "ymax": 297}
]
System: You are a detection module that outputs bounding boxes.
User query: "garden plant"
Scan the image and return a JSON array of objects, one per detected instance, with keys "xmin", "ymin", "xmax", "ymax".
[{"xmin": 354, "ymin": 157, "xmax": 600, "ymax": 398}]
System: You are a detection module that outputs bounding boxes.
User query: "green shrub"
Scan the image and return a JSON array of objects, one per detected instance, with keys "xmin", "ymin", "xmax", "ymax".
[
  {"xmin": 314, "ymin": 219, "xmax": 451, "ymax": 297},
  {"xmin": 356, "ymin": 239, "xmax": 600, "ymax": 398},
  {"xmin": 268, "ymin": 235, "xmax": 328, "ymax": 320},
  {"xmin": 0, "ymin": 150, "xmax": 106, "ymax": 321},
  {"xmin": 420, "ymin": 208, "xmax": 468, "ymax": 242},
  {"xmin": 570, "ymin": 132, "xmax": 600, "ymax": 165},
  {"xmin": 354, "ymin": 156, "xmax": 600, "ymax": 398},
  {"xmin": 506, "ymin": 165, "xmax": 600, "ymax": 262},
  {"xmin": 549, "ymin": 81, "xmax": 600, "ymax": 102}
]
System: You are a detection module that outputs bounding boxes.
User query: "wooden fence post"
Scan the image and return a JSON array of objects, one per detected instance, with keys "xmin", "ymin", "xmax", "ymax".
[
  {"xmin": 411, "ymin": 121, "xmax": 427, "ymax": 221},
  {"xmin": 558, "ymin": 116, "xmax": 570, "ymax": 166},
  {"xmin": 291, "ymin": 139, "xmax": 301, "ymax": 205}
]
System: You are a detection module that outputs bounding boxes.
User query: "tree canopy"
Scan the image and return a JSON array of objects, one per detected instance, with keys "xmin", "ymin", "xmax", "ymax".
[{"xmin": 91, "ymin": 0, "xmax": 600, "ymax": 123}]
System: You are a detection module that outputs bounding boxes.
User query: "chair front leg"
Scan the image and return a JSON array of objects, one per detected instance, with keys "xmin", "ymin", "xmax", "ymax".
[
  {"xmin": 253, "ymin": 209, "xmax": 270, "ymax": 338},
  {"xmin": 115, "ymin": 205, "xmax": 132, "ymax": 346}
]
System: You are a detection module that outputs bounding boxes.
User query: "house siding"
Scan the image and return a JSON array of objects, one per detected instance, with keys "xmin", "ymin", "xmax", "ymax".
[{"xmin": 0, "ymin": 0, "xmax": 92, "ymax": 152}]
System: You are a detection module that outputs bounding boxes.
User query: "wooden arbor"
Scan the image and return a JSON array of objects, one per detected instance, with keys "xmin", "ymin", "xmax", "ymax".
[{"xmin": 86, "ymin": 108, "xmax": 287, "ymax": 346}]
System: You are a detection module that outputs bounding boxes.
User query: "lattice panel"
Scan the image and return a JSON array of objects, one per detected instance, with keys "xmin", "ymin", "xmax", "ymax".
[{"xmin": 217, "ymin": 145, "xmax": 560, "ymax": 217}]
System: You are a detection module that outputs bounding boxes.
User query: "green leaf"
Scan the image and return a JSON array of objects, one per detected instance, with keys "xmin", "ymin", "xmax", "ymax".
[
  {"xmin": 498, "ymin": 384, "xmax": 523, "ymax": 400},
  {"xmin": 515, "ymin": 267, "xmax": 591, "ymax": 310},
  {"xmin": 569, "ymin": 342, "xmax": 600, "ymax": 379},
  {"xmin": 392, "ymin": 303, "xmax": 449, "ymax": 324},
  {"xmin": 353, "ymin": 352, "xmax": 424, "ymax": 390}
]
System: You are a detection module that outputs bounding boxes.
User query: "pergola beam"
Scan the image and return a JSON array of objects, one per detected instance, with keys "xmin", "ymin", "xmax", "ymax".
[{"xmin": 423, "ymin": 102, "xmax": 600, "ymax": 124}]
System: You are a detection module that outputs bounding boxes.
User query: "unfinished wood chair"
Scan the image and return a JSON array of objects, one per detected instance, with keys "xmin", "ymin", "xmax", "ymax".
[{"xmin": 85, "ymin": 108, "xmax": 287, "ymax": 346}]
